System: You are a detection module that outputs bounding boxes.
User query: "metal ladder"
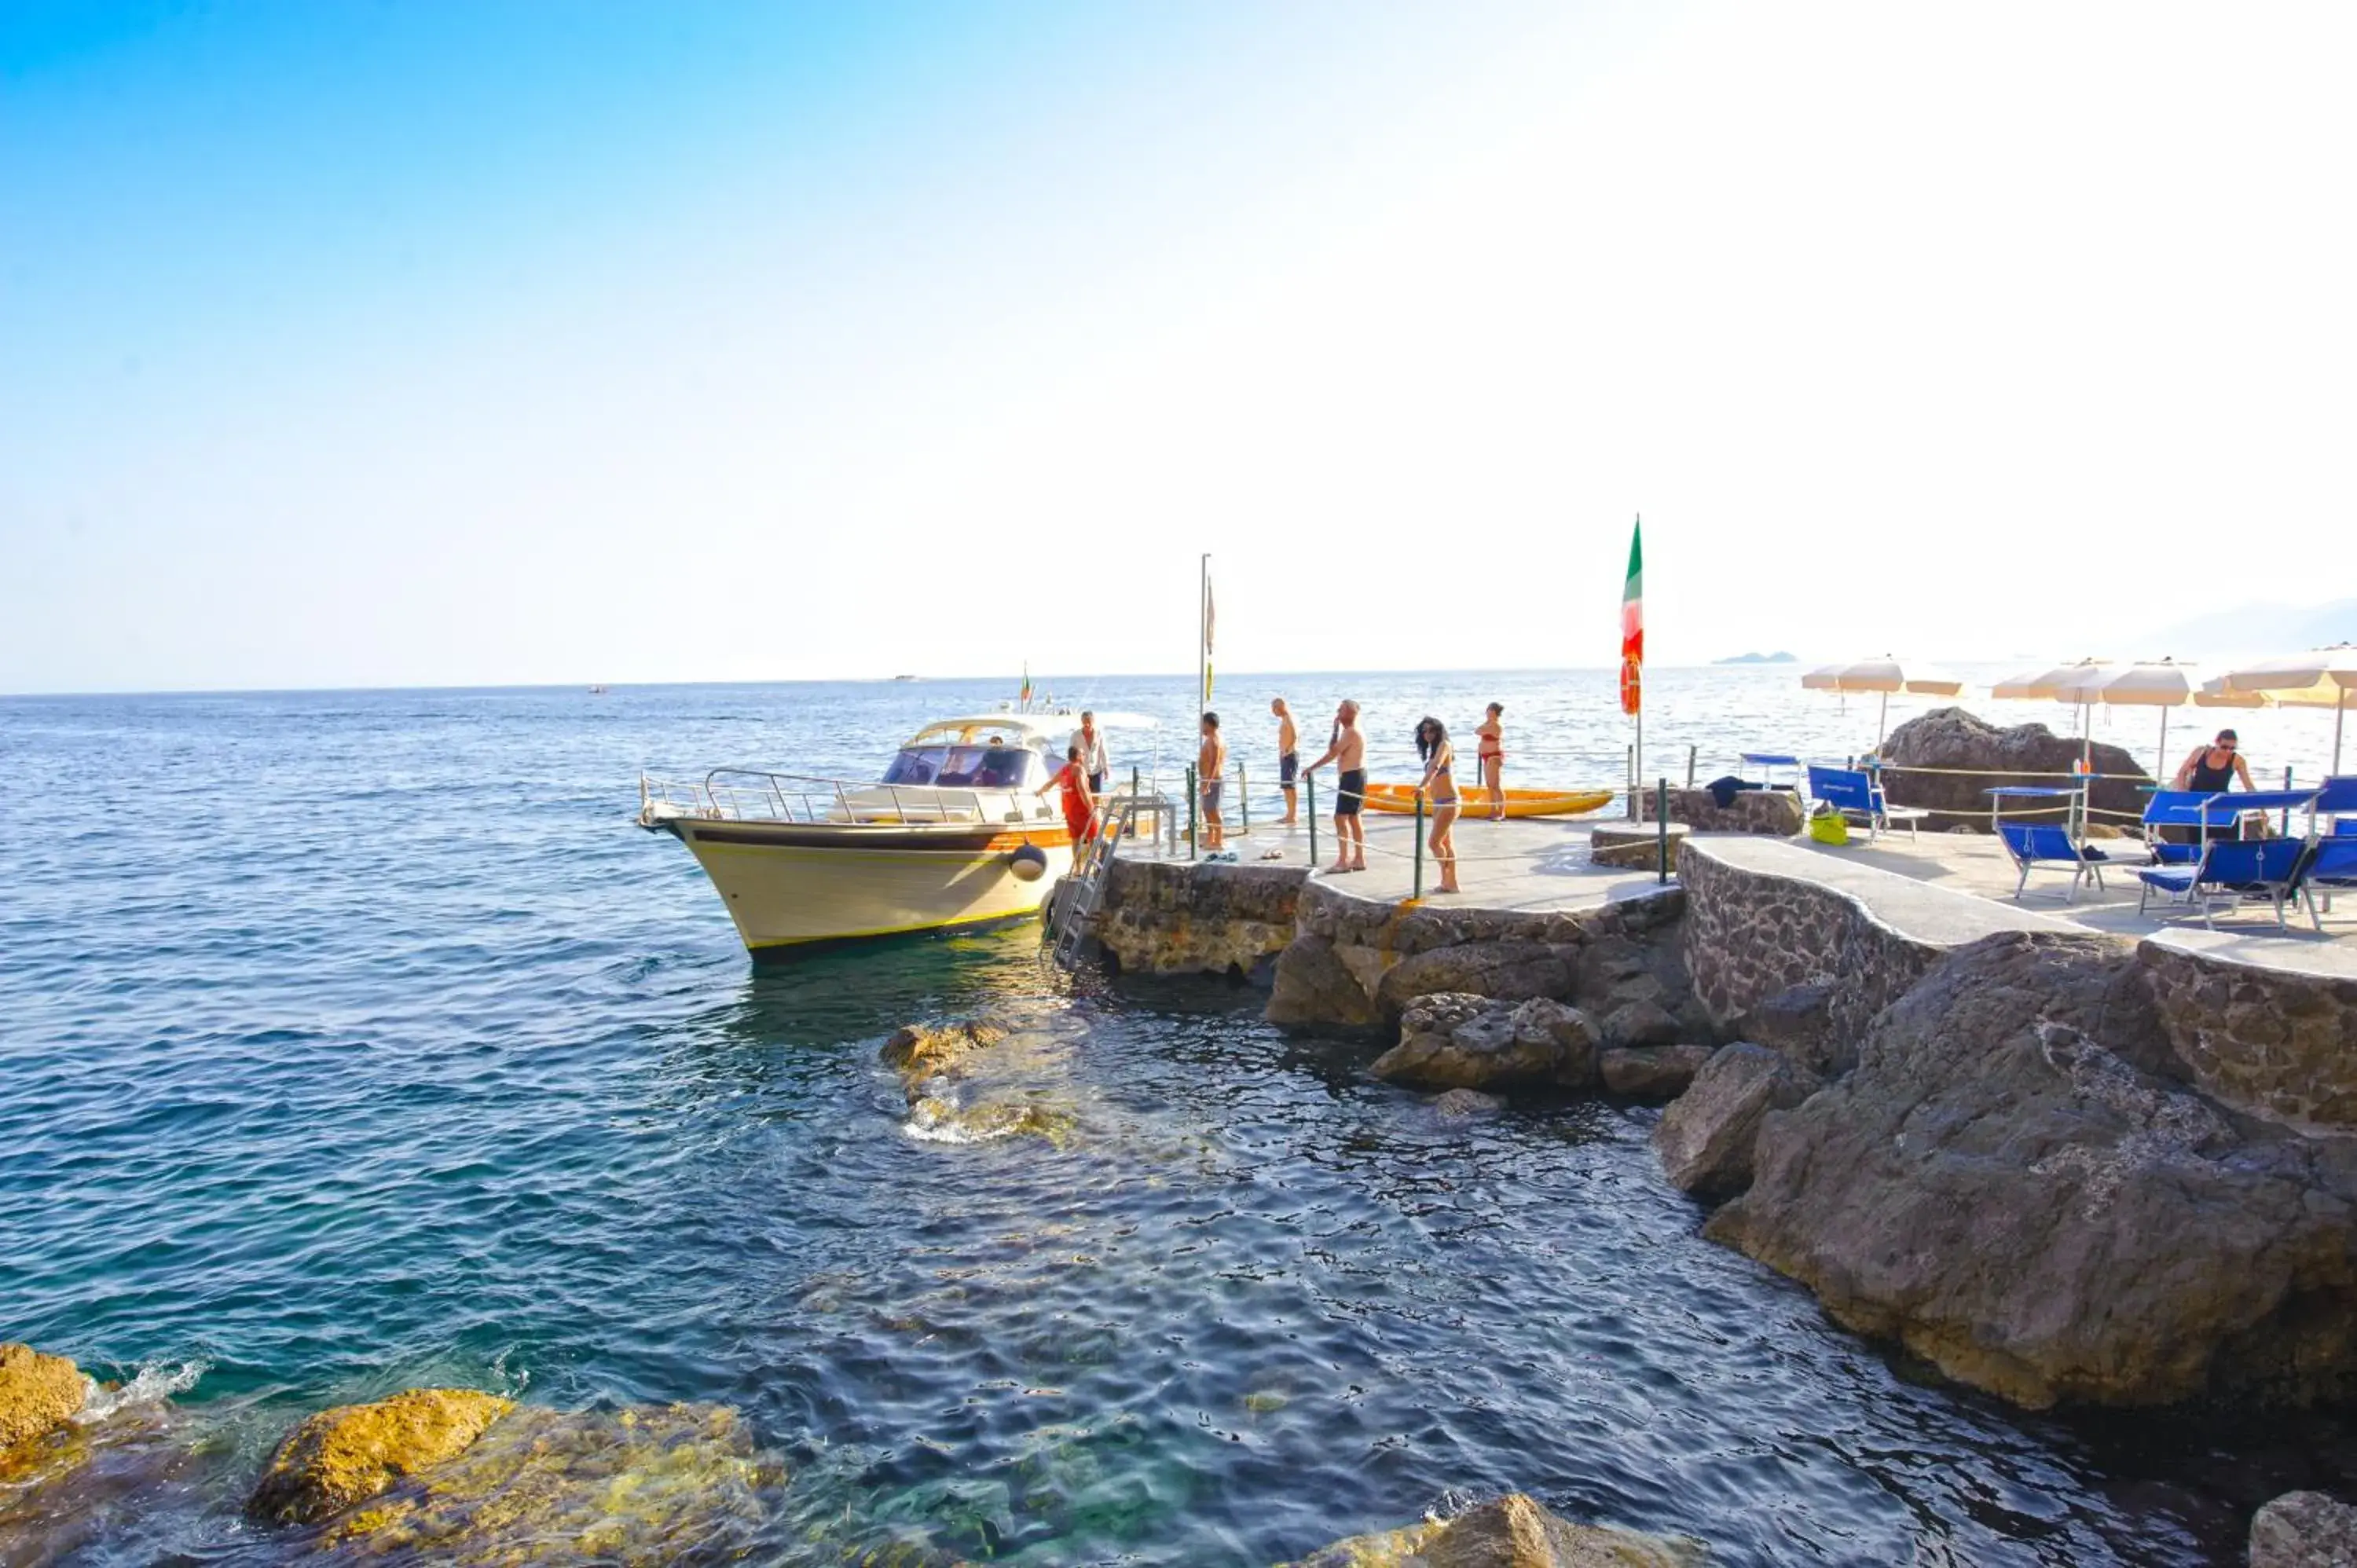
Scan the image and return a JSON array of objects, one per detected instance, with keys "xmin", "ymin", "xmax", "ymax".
[{"xmin": 1044, "ymin": 798, "xmax": 1138, "ymax": 969}]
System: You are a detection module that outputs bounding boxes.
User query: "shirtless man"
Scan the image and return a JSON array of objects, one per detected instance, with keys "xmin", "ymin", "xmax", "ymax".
[
  {"xmin": 1271, "ymin": 698, "xmax": 1299, "ymax": 826},
  {"xmin": 1198, "ymin": 712, "xmax": 1230, "ymax": 855},
  {"xmin": 1299, "ymin": 699, "xmax": 1367, "ymax": 873}
]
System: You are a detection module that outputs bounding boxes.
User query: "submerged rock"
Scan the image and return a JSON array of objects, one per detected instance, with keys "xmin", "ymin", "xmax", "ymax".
[
  {"xmin": 310, "ymin": 1400, "xmax": 784, "ymax": 1563},
  {"xmin": 248, "ymin": 1387, "xmax": 514, "ymax": 1525},
  {"xmin": 1373, "ymin": 995, "xmax": 1600, "ymax": 1093},
  {"xmin": 2250, "ymin": 1490, "xmax": 2357, "ymax": 1566},
  {"xmin": 1652, "ymin": 1044, "xmax": 1819, "ymax": 1198},
  {"xmin": 1285, "ymin": 1492, "xmax": 1703, "ymax": 1566},
  {"xmin": 1707, "ymin": 931, "xmax": 2357, "ymax": 1409},
  {"xmin": 1431, "ymin": 1088, "xmax": 1508, "ymax": 1119},
  {"xmin": 881, "ymin": 1017, "xmax": 1010, "ymax": 1079},
  {"xmin": 905, "ymin": 1086, "xmax": 1077, "ymax": 1147},
  {"xmin": 0, "ymin": 1343, "xmax": 86, "ymax": 1453},
  {"xmin": 1598, "ymin": 1045, "xmax": 1713, "ymax": 1102}
]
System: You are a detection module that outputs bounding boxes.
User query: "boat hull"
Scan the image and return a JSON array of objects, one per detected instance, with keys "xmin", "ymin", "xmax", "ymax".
[
  {"xmin": 662, "ymin": 820, "xmax": 1075, "ymax": 951},
  {"xmin": 1358, "ymin": 785, "xmax": 1615, "ymax": 819}
]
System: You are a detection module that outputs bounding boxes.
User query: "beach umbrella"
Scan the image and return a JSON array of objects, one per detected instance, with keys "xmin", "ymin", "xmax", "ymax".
[
  {"xmin": 2073, "ymin": 660, "xmax": 2200, "ymax": 780},
  {"xmin": 2193, "ymin": 675, "xmax": 2271, "ymax": 709},
  {"xmin": 2222, "ymin": 645, "xmax": 2357, "ymax": 774},
  {"xmin": 1800, "ymin": 657, "xmax": 1967, "ymax": 751}
]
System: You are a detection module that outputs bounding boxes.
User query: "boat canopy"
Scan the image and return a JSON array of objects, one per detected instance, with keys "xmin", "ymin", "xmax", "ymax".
[{"xmin": 905, "ymin": 716, "xmax": 1065, "ymax": 747}]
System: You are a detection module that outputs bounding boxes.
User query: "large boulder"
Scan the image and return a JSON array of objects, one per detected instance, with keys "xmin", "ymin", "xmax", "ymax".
[
  {"xmin": 1374, "ymin": 942, "xmax": 1574, "ymax": 1014},
  {"xmin": 1266, "ymin": 935, "xmax": 1387, "ymax": 1033},
  {"xmin": 1373, "ymin": 995, "xmax": 1600, "ymax": 1093},
  {"xmin": 1284, "ymin": 1491, "xmax": 1702, "ymax": 1566},
  {"xmin": 0, "ymin": 1344, "xmax": 86, "ymax": 1453},
  {"xmin": 1880, "ymin": 706, "xmax": 2151, "ymax": 833},
  {"xmin": 1707, "ymin": 931, "xmax": 2357, "ymax": 1409},
  {"xmin": 2251, "ymin": 1491, "xmax": 2357, "ymax": 1567},
  {"xmin": 1652, "ymin": 1044, "xmax": 1819, "ymax": 1197},
  {"xmin": 1599, "ymin": 1044, "xmax": 1714, "ymax": 1102},
  {"xmin": 248, "ymin": 1388, "xmax": 513, "ymax": 1524}
]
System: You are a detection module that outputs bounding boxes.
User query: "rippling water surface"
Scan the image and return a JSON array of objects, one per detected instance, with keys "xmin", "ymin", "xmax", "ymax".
[{"xmin": 3, "ymin": 672, "xmax": 2351, "ymax": 1566}]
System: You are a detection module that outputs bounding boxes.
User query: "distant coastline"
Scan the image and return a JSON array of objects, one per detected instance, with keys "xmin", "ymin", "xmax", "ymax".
[{"xmin": 1713, "ymin": 650, "xmax": 1797, "ymax": 665}]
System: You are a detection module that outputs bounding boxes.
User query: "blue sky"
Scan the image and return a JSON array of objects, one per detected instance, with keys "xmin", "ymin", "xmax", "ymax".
[{"xmin": 3, "ymin": 2, "xmax": 2352, "ymax": 692}]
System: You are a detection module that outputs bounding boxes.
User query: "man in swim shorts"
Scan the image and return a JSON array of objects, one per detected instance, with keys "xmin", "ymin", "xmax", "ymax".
[
  {"xmin": 1198, "ymin": 712, "xmax": 1229, "ymax": 855},
  {"xmin": 1299, "ymin": 699, "xmax": 1367, "ymax": 873},
  {"xmin": 1272, "ymin": 697, "xmax": 1299, "ymax": 826}
]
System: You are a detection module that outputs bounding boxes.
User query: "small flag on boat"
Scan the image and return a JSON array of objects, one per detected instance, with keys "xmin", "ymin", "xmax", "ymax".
[
  {"xmin": 1021, "ymin": 663, "xmax": 1032, "ymax": 705},
  {"xmin": 1619, "ymin": 517, "xmax": 1643, "ymax": 716}
]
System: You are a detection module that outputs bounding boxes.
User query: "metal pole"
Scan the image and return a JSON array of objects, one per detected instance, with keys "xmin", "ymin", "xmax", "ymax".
[
  {"xmin": 1131, "ymin": 765, "xmax": 1140, "ymax": 840},
  {"xmin": 2284, "ymin": 766, "xmax": 2294, "ymax": 837},
  {"xmin": 1414, "ymin": 791, "xmax": 1425, "ymax": 899},
  {"xmin": 1186, "ymin": 764, "xmax": 1198, "ymax": 861},
  {"xmin": 1656, "ymin": 778, "xmax": 1670, "ymax": 884},
  {"xmin": 1238, "ymin": 762, "xmax": 1249, "ymax": 833},
  {"xmin": 1307, "ymin": 771, "xmax": 1319, "ymax": 866},
  {"xmin": 1197, "ymin": 554, "xmax": 1210, "ymax": 718},
  {"xmin": 1687, "ymin": 744, "xmax": 1697, "ymax": 788},
  {"xmin": 1626, "ymin": 744, "xmax": 1637, "ymax": 820}
]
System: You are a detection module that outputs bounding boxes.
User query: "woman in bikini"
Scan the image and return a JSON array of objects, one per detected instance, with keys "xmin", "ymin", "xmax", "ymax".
[
  {"xmin": 1476, "ymin": 702, "xmax": 1505, "ymax": 821},
  {"xmin": 1416, "ymin": 716, "xmax": 1461, "ymax": 894}
]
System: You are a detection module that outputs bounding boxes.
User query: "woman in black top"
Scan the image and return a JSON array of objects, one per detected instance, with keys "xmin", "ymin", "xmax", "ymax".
[{"xmin": 2172, "ymin": 729, "xmax": 2256, "ymax": 794}]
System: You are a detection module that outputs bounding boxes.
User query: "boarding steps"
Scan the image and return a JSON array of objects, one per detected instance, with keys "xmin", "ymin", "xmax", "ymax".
[{"xmin": 1043, "ymin": 797, "xmax": 1146, "ymax": 969}]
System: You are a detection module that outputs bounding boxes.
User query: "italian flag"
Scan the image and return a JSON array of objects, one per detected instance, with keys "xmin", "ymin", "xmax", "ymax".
[{"xmin": 1618, "ymin": 518, "xmax": 1643, "ymax": 716}]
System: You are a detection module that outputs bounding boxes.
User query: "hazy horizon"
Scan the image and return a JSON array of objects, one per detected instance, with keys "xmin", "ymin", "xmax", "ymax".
[{"xmin": 5, "ymin": 2, "xmax": 2352, "ymax": 694}]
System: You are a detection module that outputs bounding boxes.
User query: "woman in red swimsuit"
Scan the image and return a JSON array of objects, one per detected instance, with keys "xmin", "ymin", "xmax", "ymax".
[
  {"xmin": 1036, "ymin": 744, "xmax": 1099, "ymax": 844},
  {"xmin": 1476, "ymin": 703, "xmax": 1505, "ymax": 821}
]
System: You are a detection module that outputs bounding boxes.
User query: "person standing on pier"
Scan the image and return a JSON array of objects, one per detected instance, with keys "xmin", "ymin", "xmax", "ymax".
[
  {"xmin": 1416, "ymin": 716, "xmax": 1462, "ymax": 893},
  {"xmin": 1272, "ymin": 698, "xmax": 1300, "ymax": 826},
  {"xmin": 1036, "ymin": 744, "xmax": 1098, "ymax": 844},
  {"xmin": 1301, "ymin": 699, "xmax": 1368, "ymax": 874},
  {"xmin": 1199, "ymin": 713, "xmax": 1230, "ymax": 856},
  {"xmin": 1477, "ymin": 702, "xmax": 1506, "ymax": 821},
  {"xmin": 1072, "ymin": 712, "xmax": 1110, "ymax": 797}
]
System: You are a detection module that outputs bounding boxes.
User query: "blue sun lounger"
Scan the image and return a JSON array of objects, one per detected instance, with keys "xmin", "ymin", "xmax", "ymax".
[
  {"xmin": 1805, "ymin": 765, "xmax": 1924, "ymax": 842},
  {"xmin": 2140, "ymin": 790, "xmax": 2238, "ymax": 866},
  {"xmin": 2133, "ymin": 789, "xmax": 2324, "ymax": 929},
  {"xmin": 1997, "ymin": 822, "xmax": 2109, "ymax": 902}
]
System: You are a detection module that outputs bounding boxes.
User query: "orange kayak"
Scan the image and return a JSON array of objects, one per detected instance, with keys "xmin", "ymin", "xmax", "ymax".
[{"xmin": 1358, "ymin": 784, "xmax": 1615, "ymax": 819}]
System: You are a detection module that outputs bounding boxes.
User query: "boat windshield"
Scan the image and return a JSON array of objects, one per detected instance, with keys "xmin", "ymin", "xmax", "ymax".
[{"xmin": 882, "ymin": 746, "xmax": 1036, "ymax": 789}]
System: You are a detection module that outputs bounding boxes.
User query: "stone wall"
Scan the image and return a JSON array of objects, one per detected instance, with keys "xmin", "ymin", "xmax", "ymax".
[
  {"xmin": 1637, "ymin": 787, "xmax": 1805, "ymax": 836},
  {"xmin": 1087, "ymin": 859, "xmax": 1305, "ymax": 978},
  {"xmin": 2139, "ymin": 943, "xmax": 2357, "ymax": 1132},
  {"xmin": 1677, "ymin": 839, "xmax": 1952, "ymax": 1066},
  {"xmin": 1266, "ymin": 877, "xmax": 1694, "ymax": 1036}
]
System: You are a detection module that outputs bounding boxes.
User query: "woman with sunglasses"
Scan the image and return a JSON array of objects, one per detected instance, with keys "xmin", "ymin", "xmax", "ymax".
[
  {"xmin": 2172, "ymin": 728, "xmax": 2256, "ymax": 795},
  {"xmin": 1414, "ymin": 716, "xmax": 1461, "ymax": 894}
]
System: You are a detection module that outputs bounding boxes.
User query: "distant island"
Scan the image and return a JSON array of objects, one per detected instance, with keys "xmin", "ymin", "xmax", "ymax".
[{"xmin": 1714, "ymin": 650, "xmax": 1798, "ymax": 665}]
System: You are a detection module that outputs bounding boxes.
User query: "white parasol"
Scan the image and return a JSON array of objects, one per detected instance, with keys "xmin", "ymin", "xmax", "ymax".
[
  {"xmin": 1800, "ymin": 657, "xmax": 1966, "ymax": 753},
  {"xmin": 2220, "ymin": 645, "xmax": 2357, "ymax": 775}
]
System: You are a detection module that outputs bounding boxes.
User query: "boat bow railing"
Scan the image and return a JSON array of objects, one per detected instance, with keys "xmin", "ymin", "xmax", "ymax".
[{"xmin": 637, "ymin": 768, "xmax": 1032, "ymax": 828}]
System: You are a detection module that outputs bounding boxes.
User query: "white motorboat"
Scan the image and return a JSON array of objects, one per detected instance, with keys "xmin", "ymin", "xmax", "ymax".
[{"xmin": 638, "ymin": 714, "xmax": 1083, "ymax": 954}]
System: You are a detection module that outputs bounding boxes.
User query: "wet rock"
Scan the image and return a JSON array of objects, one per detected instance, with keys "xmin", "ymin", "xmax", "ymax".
[
  {"xmin": 1881, "ymin": 706, "xmax": 2150, "ymax": 832},
  {"xmin": 2251, "ymin": 1490, "xmax": 2357, "ymax": 1566},
  {"xmin": 249, "ymin": 1388, "xmax": 513, "ymax": 1525},
  {"xmin": 1600, "ymin": 999, "xmax": 1681, "ymax": 1050},
  {"xmin": 1599, "ymin": 1044, "xmax": 1714, "ymax": 1101},
  {"xmin": 1431, "ymin": 1088, "xmax": 1508, "ymax": 1119},
  {"xmin": 1374, "ymin": 942, "xmax": 1574, "ymax": 1014},
  {"xmin": 1090, "ymin": 859, "xmax": 1303, "ymax": 976},
  {"xmin": 312, "ymin": 1400, "xmax": 784, "ymax": 1563},
  {"xmin": 1652, "ymin": 1043, "xmax": 1819, "ymax": 1198},
  {"xmin": 0, "ymin": 1387, "xmax": 205, "ymax": 1561},
  {"xmin": 1708, "ymin": 931, "xmax": 2357, "ymax": 1409},
  {"xmin": 0, "ymin": 1344, "xmax": 85, "ymax": 1453},
  {"xmin": 1373, "ymin": 995, "xmax": 1599, "ymax": 1093},
  {"xmin": 881, "ymin": 1017, "xmax": 1010, "ymax": 1079},
  {"xmin": 905, "ymin": 1086, "xmax": 1076, "ymax": 1147},
  {"xmin": 1285, "ymin": 1491, "xmax": 1703, "ymax": 1566},
  {"xmin": 1267, "ymin": 934, "xmax": 1387, "ymax": 1032}
]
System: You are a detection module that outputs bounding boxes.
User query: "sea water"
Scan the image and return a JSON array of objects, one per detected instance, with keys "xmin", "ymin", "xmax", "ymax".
[{"xmin": 1, "ymin": 670, "xmax": 2350, "ymax": 1565}]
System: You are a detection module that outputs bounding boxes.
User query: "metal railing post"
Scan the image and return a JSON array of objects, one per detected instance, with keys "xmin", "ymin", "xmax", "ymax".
[
  {"xmin": 1238, "ymin": 763, "xmax": 1250, "ymax": 833},
  {"xmin": 1657, "ymin": 778, "xmax": 1670, "ymax": 884},
  {"xmin": 1687, "ymin": 745, "xmax": 1697, "ymax": 788},
  {"xmin": 2284, "ymin": 767, "xmax": 2294, "ymax": 837},
  {"xmin": 1187, "ymin": 764, "xmax": 1198, "ymax": 860},
  {"xmin": 1131, "ymin": 765, "xmax": 1141, "ymax": 840},
  {"xmin": 1413, "ymin": 791, "xmax": 1426, "ymax": 899},
  {"xmin": 1307, "ymin": 771, "xmax": 1319, "ymax": 866},
  {"xmin": 1626, "ymin": 744, "xmax": 1637, "ymax": 820}
]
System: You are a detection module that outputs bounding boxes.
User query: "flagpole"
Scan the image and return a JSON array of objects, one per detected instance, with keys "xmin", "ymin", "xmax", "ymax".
[{"xmin": 1198, "ymin": 553, "xmax": 1210, "ymax": 716}]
